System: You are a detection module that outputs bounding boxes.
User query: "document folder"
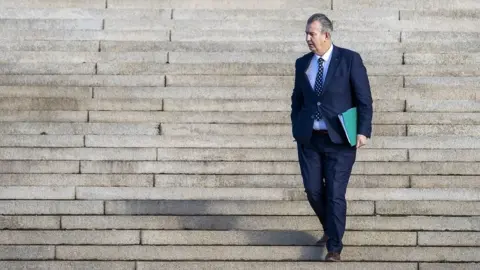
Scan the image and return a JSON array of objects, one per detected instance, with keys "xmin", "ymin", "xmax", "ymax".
[{"xmin": 338, "ymin": 107, "xmax": 357, "ymax": 147}]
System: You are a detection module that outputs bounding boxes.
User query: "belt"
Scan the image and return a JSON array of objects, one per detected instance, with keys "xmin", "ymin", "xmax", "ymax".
[{"xmin": 312, "ymin": 129, "xmax": 328, "ymax": 134}]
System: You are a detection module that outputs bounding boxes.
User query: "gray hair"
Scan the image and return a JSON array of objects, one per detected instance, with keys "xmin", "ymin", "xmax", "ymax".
[{"xmin": 307, "ymin": 13, "xmax": 333, "ymax": 34}]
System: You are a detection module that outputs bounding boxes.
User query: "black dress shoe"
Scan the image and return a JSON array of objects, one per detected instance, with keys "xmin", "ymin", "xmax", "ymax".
[
  {"xmin": 325, "ymin": 252, "xmax": 341, "ymax": 262},
  {"xmin": 315, "ymin": 234, "xmax": 329, "ymax": 246}
]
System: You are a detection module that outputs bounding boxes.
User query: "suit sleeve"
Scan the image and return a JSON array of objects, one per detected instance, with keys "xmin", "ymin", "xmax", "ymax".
[
  {"xmin": 350, "ymin": 52, "xmax": 373, "ymax": 138},
  {"xmin": 290, "ymin": 59, "xmax": 303, "ymax": 125}
]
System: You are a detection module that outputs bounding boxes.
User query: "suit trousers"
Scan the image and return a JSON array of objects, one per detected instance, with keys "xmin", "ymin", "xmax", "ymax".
[{"xmin": 296, "ymin": 131, "xmax": 356, "ymax": 253}]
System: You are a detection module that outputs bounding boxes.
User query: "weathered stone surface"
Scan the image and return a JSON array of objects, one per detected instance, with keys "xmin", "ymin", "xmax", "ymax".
[
  {"xmin": 376, "ymin": 201, "xmax": 480, "ymax": 216},
  {"xmin": 0, "ymin": 8, "xmax": 171, "ymax": 19},
  {"xmin": 406, "ymin": 76, "xmax": 480, "ymax": 88},
  {"xmin": 411, "ymin": 176, "xmax": 480, "ymax": 188},
  {"xmin": 403, "ymin": 32, "xmax": 480, "ymax": 43},
  {"xmin": 56, "ymin": 245, "xmax": 480, "ymax": 261},
  {"xmin": 401, "ymin": 10, "xmax": 480, "ymax": 20},
  {"xmin": 0, "ymin": 30, "xmax": 170, "ymax": 41},
  {"xmin": 419, "ymin": 232, "xmax": 480, "ymax": 246},
  {"xmin": 61, "ymin": 215, "xmax": 480, "ymax": 231},
  {"xmin": 0, "ymin": 19, "xmax": 102, "ymax": 30},
  {"xmin": 0, "ymin": 147, "xmax": 156, "ymax": 160},
  {"xmin": 0, "ymin": 230, "xmax": 139, "ymax": 244},
  {"xmin": 138, "ymin": 262, "xmax": 415, "ymax": 270},
  {"xmin": 408, "ymin": 125, "xmax": 480, "ymax": 136},
  {"xmin": 333, "ymin": 0, "xmax": 415, "ymax": 9},
  {"xmin": 0, "ymin": 174, "xmax": 153, "ymax": 187},
  {"xmin": 0, "ymin": 40, "xmax": 98, "ymax": 51},
  {"xmin": 406, "ymin": 100, "xmax": 480, "ymax": 112},
  {"xmin": 0, "ymin": 63, "xmax": 95, "ymax": 75},
  {"xmin": 0, "ymin": 110, "xmax": 87, "ymax": 122},
  {"xmin": 0, "ymin": 161, "xmax": 79, "ymax": 173},
  {"xmin": 142, "ymin": 230, "xmax": 415, "ymax": 246},
  {"xmin": 0, "ymin": 97, "xmax": 163, "ymax": 110},
  {"xmin": 0, "ymin": 75, "xmax": 166, "ymax": 86},
  {"xmin": 173, "ymin": 9, "xmax": 399, "ymax": 20},
  {"xmin": 0, "ymin": 187, "xmax": 74, "ymax": 199},
  {"xmin": 154, "ymin": 174, "xmax": 409, "ymax": 188},
  {"xmin": 409, "ymin": 150, "xmax": 480, "ymax": 162},
  {"xmin": 0, "ymin": 122, "xmax": 159, "ymax": 135},
  {"xmin": 109, "ymin": 0, "xmax": 331, "ymax": 9},
  {"xmin": 105, "ymin": 200, "xmax": 373, "ymax": 215},
  {"xmin": 0, "ymin": 135, "xmax": 83, "ymax": 147},
  {"xmin": 0, "ymin": 246, "xmax": 54, "ymax": 260},
  {"xmin": 405, "ymin": 53, "xmax": 480, "ymax": 64},
  {"xmin": 420, "ymin": 263, "xmax": 480, "ymax": 270},
  {"xmin": 0, "ymin": 262, "xmax": 135, "ymax": 270},
  {"xmin": 0, "ymin": 216, "xmax": 59, "ymax": 229},
  {"xmin": 0, "ymin": 86, "xmax": 91, "ymax": 98},
  {"xmin": 0, "ymin": 200, "xmax": 103, "ymax": 214},
  {"xmin": 0, "ymin": 0, "xmax": 105, "ymax": 8},
  {"xmin": 0, "ymin": 51, "xmax": 167, "ymax": 63}
]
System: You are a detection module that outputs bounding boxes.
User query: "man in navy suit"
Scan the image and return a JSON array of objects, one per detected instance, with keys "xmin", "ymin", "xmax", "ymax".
[{"xmin": 290, "ymin": 13, "xmax": 373, "ymax": 262}]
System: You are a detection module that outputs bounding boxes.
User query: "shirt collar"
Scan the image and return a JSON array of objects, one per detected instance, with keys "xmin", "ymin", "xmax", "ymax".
[{"xmin": 314, "ymin": 44, "xmax": 334, "ymax": 63}]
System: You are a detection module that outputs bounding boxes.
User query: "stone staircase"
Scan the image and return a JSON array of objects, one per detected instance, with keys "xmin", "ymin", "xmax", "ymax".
[{"xmin": 0, "ymin": 0, "xmax": 479, "ymax": 269}]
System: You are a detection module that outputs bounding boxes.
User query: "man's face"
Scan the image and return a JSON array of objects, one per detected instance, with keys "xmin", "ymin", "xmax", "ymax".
[{"xmin": 305, "ymin": 21, "xmax": 327, "ymax": 54}]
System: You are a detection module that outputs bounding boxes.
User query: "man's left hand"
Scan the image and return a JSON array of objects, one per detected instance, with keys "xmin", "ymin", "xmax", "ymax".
[{"xmin": 356, "ymin": 135, "xmax": 367, "ymax": 149}]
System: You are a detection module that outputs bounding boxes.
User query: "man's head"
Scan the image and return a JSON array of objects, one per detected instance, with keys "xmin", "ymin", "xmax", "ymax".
[{"xmin": 305, "ymin": 13, "xmax": 333, "ymax": 56}]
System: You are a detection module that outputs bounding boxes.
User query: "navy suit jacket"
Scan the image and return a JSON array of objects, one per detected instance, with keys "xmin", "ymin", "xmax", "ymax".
[{"xmin": 290, "ymin": 45, "xmax": 373, "ymax": 145}]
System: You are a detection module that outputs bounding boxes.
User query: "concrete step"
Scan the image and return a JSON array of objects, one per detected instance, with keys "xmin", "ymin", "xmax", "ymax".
[
  {"xmin": 60, "ymin": 215, "xmax": 480, "ymax": 230},
  {"xmin": 140, "ymin": 230, "xmax": 415, "ymax": 246},
  {"xmin": 401, "ymin": 9, "xmax": 480, "ymax": 20},
  {"xmin": 104, "ymin": 200, "xmax": 373, "ymax": 215},
  {"xmin": 153, "ymin": 174, "xmax": 410, "ymax": 188},
  {"xmin": 93, "ymin": 86, "xmax": 479, "ymax": 100},
  {"xmin": 411, "ymin": 176, "xmax": 480, "ymax": 188},
  {"xmin": 0, "ymin": 230, "xmax": 140, "ymax": 245},
  {"xmin": 0, "ymin": 122, "xmax": 159, "ymax": 135},
  {"xmin": 0, "ymin": 246, "xmax": 54, "ymax": 260},
  {"xmin": 0, "ymin": 40, "xmax": 99, "ymax": 51},
  {"xmin": 0, "ymin": 160, "xmax": 79, "ymax": 173},
  {"xmin": 0, "ymin": 147, "xmax": 157, "ymax": 160},
  {"xmin": 84, "ymin": 135, "xmax": 480, "ymax": 149},
  {"xmin": 89, "ymin": 111, "xmax": 480, "ymax": 124},
  {"xmin": 406, "ymin": 100, "xmax": 480, "ymax": 112},
  {"xmin": 0, "ymin": 97, "xmax": 163, "ymax": 110},
  {"xmin": 100, "ymin": 40, "xmax": 479, "ymax": 53},
  {"xmin": 0, "ymin": 19, "xmax": 102, "ymax": 30},
  {"xmin": 420, "ymin": 263, "xmax": 480, "ymax": 270},
  {"xmin": 171, "ymin": 29, "xmax": 400, "ymax": 42},
  {"xmin": 0, "ymin": 63, "xmax": 95, "ymax": 75},
  {"xmin": 0, "ymin": 111, "xmax": 87, "ymax": 122},
  {"xmin": 108, "ymin": 0, "xmax": 331, "ymax": 9},
  {"xmin": 0, "ymin": 30, "xmax": 170, "ymax": 41},
  {"xmin": 0, "ymin": 135, "xmax": 84, "ymax": 147},
  {"xmin": 334, "ymin": 0, "xmax": 479, "ymax": 10},
  {"xmin": 0, "ymin": 75, "xmax": 165, "ymax": 86},
  {"xmin": 0, "ymin": 261, "xmax": 412, "ymax": 270},
  {"xmin": 402, "ymin": 31, "xmax": 480, "ymax": 42},
  {"xmin": 155, "ymin": 148, "xmax": 408, "ymax": 162},
  {"xmin": 162, "ymin": 99, "xmax": 404, "ymax": 112},
  {"xmin": 0, "ymin": 86, "xmax": 92, "ymax": 98},
  {"xmin": 0, "ymin": 174, "xmax": 153, "ymax": 187},
  {"xmin": 405, "ymin": 53, "xmax": 480, "ymax": 64},
  {"xmin": 0, "ymin": 8, "xmax": 171, "ymax": 19},
  {"xmin": 406, "ymin": 76, "xmax": 480, "ymax": 88},
  {"xmin": 0, "ymin": 0, "xmax": 104, "ymax": 8},
  {"xmin": 76, "ymin": 187, "xmax": 480, "ymax": 200},
  {"xmin": 0, "ymin": 200, "xmax": 103, "ymax": 215},
  {"xmin": 0, "ymin": 51, "xmax": 167, "ymax": 63},
  {"xmin": 376, "ymin": 201, "xmax": 480, "ymax": 216},
  {"xmin": 409, "ymin": 149, "xmax": 480, "ymax": 161},
  {"xmin": 172, "ymin": 8, "xmax": 399, "ymax": 20},
  {"xmin": 80, "ymin": 160, "xmax": 480, "ymax": 175},
  {"xmin": 165, "ymin": 75, "xmax": 401, "ymax": 87},
  {"xmin": 55, "ymin": 245, "xmax": 480, "ymax": 261},
  {"xmin": 0, "ymin": 262, "xmax": 134, "ymax": 270},
  {"xmin": 0, "ymin": 187, "xmax": 74, "ymax": 199},
  {"xmin": 160, "ymin": 123, "xmax": 406, "ymax": 136},
  {"xmin": 99, "ymin": 63, "xmax": 480, "ymax": 76}
]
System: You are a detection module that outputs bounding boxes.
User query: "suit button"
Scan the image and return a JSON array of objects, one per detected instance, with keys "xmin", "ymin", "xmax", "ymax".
[{"xmin": 317, "ymin": 102, "xmax": 321, "ymax": 105}]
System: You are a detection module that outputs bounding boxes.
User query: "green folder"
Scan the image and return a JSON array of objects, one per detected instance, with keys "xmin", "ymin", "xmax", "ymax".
[{"xmin": 338, "ymin": 107, "xmax": 357, "ymax": 147}]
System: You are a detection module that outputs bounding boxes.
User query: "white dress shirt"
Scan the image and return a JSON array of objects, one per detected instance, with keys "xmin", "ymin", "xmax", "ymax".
[{"xmin": 306, "ymin": 44, "xmax": 333, "ymax": 130}]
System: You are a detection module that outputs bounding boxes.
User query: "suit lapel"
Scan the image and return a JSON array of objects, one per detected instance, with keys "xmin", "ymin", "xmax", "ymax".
[{"xmin": 322, "ymin": 45, "xmax": 340, "ymax": 91}]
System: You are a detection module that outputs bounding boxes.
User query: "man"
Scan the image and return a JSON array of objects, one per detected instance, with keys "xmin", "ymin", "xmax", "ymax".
[{"xmin": 290, "ymin": 13, "xmax": 373, "ymax": 262}]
